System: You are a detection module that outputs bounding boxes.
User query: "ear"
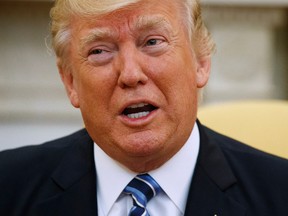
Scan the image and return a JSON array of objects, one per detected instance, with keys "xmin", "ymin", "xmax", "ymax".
[
  {"xmin": 196, "ymin": 56, "xmax": 211, "ymax": 88},
  {"xmin": 57, "ymin": 59, "xmax": 80, "ymax": 108}
]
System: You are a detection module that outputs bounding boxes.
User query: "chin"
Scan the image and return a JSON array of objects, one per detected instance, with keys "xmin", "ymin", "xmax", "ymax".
[{"xmin": 119, "ymin": 132, "xmax": 166, "ymax": 156}]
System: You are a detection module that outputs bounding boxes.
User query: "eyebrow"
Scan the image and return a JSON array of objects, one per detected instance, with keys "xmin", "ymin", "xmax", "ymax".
[
  {"xmin": 79, "ymin": 15, "xmax": 173, "ymax": 51},
  {"xmin": 135, "ymin": 15, "xmax": 172, "ymax": 34},
  {"xmin": 80, "ymin": 28, "xmax": 117, "ymax": 51}
]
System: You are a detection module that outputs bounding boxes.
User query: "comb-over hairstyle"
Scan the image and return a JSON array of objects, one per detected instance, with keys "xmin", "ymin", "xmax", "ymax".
[{"xmin": 50, "ymin": 0, "xmax": 215, "ymax": 66}]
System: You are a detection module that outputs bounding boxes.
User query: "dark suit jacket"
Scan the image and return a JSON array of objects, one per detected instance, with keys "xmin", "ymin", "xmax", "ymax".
[{"xmin": 1, "ymin": 121, "xmax": 288, "ymax": 216}]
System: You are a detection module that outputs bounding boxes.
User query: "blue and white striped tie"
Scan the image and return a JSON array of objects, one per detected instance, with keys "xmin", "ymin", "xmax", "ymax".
[{"xmin": 124, "ymin": 174, "xmax": 161, "ymax": 216}]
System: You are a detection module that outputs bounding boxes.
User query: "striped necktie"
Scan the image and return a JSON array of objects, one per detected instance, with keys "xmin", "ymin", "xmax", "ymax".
[{"xmin": 124, "ymin": 173, "xmax": 161, "ymax": 216}]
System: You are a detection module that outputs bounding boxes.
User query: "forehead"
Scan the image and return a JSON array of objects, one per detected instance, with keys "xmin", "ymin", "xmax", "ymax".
[{"xmin": 71, "ymin": 0, "xmax": 183, "ymax": 34}]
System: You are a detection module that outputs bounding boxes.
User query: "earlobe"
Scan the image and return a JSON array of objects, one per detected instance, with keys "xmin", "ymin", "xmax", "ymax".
[
  {"xmin": 57, "ymin": 60, "xmax": 80, "ymax": 108},
  {"xmin": 196, "ymin": 56, "xmax": 211, "ymax": 88}
]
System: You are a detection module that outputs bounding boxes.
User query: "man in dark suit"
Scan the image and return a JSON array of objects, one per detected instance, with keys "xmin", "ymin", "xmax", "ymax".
[{"xmin": 1, "ymin": 0, "xmax": 288, "ymax": 215}]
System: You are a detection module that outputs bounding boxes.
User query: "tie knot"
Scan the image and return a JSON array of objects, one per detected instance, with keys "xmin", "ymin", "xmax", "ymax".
[{"xmin": 124, "ymin": 174, "xmax": 161, "ymax": 215}]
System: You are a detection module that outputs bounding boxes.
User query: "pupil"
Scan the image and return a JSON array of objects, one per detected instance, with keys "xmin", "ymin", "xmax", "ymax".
[
  {"xmin": 148, "ymin": 39, "xmax": 157, "ymax": 46},
  {"xmin": 92, "ymin": 49, "xmax": 102, "ymax": 54}
]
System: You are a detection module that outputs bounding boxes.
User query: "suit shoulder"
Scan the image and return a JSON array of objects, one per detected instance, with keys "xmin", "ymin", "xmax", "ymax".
[
  {"xmin": 204, "ymin": 126, "xmax": 288, "ymax": 181},
  {"xmin": 0, "ymin": 129, "xmax": 89, "ymax": 174},
  {"xmin": 0, "ymin": 129, "xmax": 92, "ymax": 215},
  {"xmin": 201, "ymin": 125, "xmax": 288, "ymax": 214},
  {"xmin": 204, "ymin": 126, "xmax": 287, "ymax": 160}
]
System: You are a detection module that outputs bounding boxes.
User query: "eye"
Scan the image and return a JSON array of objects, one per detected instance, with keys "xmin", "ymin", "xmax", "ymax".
[
  {"xmin": 89, "ymin": 49, "xmax": 105, "ymax": 55},
  {"xmin": 142, "ymin": 36, "xmax": 168, "ymax": 56},
  {"xmin": 145, "ymin": 38, "xmax": 163, "ymax": 46},
  {"xmin": 87, "ymin": 47, "xmax": 113, "ymax": 65}
]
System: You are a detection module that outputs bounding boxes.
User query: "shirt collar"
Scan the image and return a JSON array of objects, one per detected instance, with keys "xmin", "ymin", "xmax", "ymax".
[{"xmin": 94, "ymin": 122, "xmax": 200, "ymax": 215}]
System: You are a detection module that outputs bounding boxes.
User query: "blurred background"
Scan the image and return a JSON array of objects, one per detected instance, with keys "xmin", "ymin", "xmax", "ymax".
[{"xmin": 0, "ymin": 0, "xmax": 288, "ymax": 151}]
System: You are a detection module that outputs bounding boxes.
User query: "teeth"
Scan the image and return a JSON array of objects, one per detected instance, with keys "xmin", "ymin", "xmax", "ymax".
[
  {"xmin": 128, "ymin": 103, "xmax": 148, "ymax": 109},
  {"xmin": 127, "ymin": 111, "xmax": 150, "ymax": 119}
]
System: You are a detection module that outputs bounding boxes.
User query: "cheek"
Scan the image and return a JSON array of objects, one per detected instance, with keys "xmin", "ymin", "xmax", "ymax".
[
  {"xmin": 75, "ymin": 67, "xmax": 117, "ymax": 116},
  {"xmin": 78, "ymin": 63, "xmax": 115, "ymax": 94},
  {"xmin": 153, "ymin": 56, "xmax": 198, "ymax": 121},
  {"xmin": 147, "ymin": 52, "xmax": 198, "ymax": 97}
]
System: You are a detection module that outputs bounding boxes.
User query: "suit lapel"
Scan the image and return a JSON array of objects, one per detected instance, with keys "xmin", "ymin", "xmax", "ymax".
[
  {"xmin": 32, "ymin": 122, "xmax": 247, "ymax": 216},
  {"xmin": 34, "ymin": 130, "xmax": 97, "ymax": 216},
  {"xmin": 184, "ymin": 122, "xmax": 247, "ymax": 216}
]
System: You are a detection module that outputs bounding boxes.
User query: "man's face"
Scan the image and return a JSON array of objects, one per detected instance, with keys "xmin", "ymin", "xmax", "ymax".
[{"xmin": 60, "ymin": 0, "xmax": 210, "ymax": 172}]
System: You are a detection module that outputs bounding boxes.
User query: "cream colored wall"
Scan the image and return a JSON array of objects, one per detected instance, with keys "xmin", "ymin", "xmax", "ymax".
[
  {"xmin": 202, "ymin": 0, "xmax": 288, "ymax": 6},
  {"xmin": 202, "ymin": 6, "xmax": 288, "ymax": 103},
  {"xmin": 0, "ymin": 1, "xmax": 287, "ymax": 150},
  {"xmin": 0, "ymin": 2, "xmax": 79, "ymax": 120},
  {"xmin": 0, "ymin": 2, "xmax": 83, "ymax": 150}
]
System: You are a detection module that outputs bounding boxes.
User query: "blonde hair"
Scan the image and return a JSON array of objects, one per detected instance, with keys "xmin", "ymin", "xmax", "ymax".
[{"xmin": 50, "ymin": 0, "xmax": 215, "ymax": 65}]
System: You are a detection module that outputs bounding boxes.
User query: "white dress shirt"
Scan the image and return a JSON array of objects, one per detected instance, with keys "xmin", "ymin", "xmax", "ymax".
[{"xmin": 94, "ymin": 123, "xmax": 200, "ymax": 216}]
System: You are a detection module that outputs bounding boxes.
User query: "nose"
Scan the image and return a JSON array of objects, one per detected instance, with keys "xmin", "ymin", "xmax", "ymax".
[{"xmin": 116, "ymin": 46, "xmax": 148, "ymax": 88}]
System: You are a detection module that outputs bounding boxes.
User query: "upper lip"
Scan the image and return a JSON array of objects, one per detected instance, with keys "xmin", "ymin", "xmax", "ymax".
[
  {"xmin": 127, "ymin": 103, "xmax": 149, "ymax": 109},
  {"xmin": 119, "ymin": 99, "xmax": 159, "ymax": 115}
]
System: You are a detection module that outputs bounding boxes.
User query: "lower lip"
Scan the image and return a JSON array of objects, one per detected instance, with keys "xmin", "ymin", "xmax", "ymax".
[{"xmin": 120, "ymin": 109, "xmax": 158, "ymax": 126}]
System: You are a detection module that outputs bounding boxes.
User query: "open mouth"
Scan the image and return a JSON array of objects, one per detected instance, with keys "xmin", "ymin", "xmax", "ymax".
[{"xmin": 122, "ymin": 103, "xmax": 158, "ymax": 119}]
